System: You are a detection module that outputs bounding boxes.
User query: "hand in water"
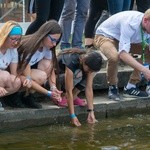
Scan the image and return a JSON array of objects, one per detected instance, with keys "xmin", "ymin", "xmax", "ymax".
[
  {"xmin": 71, "ymin": 117, "xmax": 81, "ymax": 127},
  {"xmin": 87, "ymin": 111, "xmax": 98, "ymax": 124}
]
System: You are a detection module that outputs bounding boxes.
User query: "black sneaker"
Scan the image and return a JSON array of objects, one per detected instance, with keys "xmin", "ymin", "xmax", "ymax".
[
  {"xmin": 108, "ymin": 85, "xmax": 121, "ymax": 101},
  {"xmin": 23, "ymin": 93, "xmax": 42, "ymax": 109},
  {"xmin": 123, "ymin": 87, "xmax": 148, "ymax": 98},
  {"xmin": 3, "ymin": 93, "xmax": 26, "ymax": 108}
]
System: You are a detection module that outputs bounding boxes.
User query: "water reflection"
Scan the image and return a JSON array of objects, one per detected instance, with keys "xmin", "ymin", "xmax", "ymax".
[{"xmin": 0, "ymin": 114, "xmax": 149, "ymax": 149}]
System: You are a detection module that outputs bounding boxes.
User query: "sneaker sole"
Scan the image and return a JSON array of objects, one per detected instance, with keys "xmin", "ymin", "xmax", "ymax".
[
  {"xmin": 0, "ymin": 108, "xmax": 4, "ymax": 111},
  {"xmin": 123, "ymin": 93, "xmax": 148, "ymax": 98},
  {"xmin": 108, "ymin": 96, "xmax": 121, "ymax": 101}
]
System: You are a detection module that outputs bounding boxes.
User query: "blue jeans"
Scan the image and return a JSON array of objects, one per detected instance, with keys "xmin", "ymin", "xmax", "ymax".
[
  {"xmin": 59, "ymin": 0, "xmax": 90, "ymax": 49},
  {"xmin": 107, "ymin": 0, "xmax": 131, "ymax": 15}
]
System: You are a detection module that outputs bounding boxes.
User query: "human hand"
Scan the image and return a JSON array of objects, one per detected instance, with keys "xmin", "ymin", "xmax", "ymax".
[
  {"xmin": 23, "ymin": 78, "xmax": 32, "ymax": 88},
  {"xmin": 143, "ymin": 68, "xmax": 150, "ymax": 81},
  {"xmin": 87, "ymin": 111, "xmax": 98, "ymax": 124},
  {"xmin": 71, "ymin": 117, "xmax": 81, "ymax": 127},
  {"xmin": 51, "ymin": 90, "xmax": 62, "ymax": 102},
  {"xmin": 0, "ymin": 87, "xmax": 8, "ymax": 96}
]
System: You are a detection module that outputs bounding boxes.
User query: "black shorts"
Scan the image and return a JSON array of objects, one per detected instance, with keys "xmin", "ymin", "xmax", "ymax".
[{"xmin": 31, "ymin": 62, "xmax": 38, "ymax": 69}]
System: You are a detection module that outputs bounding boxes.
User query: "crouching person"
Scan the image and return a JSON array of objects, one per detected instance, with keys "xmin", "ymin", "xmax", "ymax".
[
  {"xmin": 0, "ymin": 21, "xmax": 23, "ymax": 110},
  {"xmin": 17, "ymin": 20, "xmax": 63, "ymax": 109},
  {"xmin": 57, "ymin": 48, "xmax": 103, "ymax": 126}
]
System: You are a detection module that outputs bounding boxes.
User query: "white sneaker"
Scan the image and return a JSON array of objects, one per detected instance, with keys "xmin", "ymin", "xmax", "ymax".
[
  {"xmin": 0, "ymin": 102, "xmax": 4, "ymax": 111},
  {"xmin": 146, "ymin": 85, "xmax": 150, "ymax": 95}
]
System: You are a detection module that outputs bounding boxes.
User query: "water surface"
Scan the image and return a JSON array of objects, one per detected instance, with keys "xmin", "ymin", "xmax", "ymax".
[{"xmin": 0, "ymin": 114, "xmax": 149, "ymax": 150}]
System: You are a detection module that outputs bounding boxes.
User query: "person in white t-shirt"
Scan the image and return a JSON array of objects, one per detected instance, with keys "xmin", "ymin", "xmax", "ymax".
[
  {"xmin": 94, "ymin": 9, "xmax": 150, "ymax": 100},
  {"xmin": 17, "ymin": 20, "xmax": 63, "ymax": 108},
  {"xmin": 0, "ymin": 21, "xmax": 23, "ymax": 110}
]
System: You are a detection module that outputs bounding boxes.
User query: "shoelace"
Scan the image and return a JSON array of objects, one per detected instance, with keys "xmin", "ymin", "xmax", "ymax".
[{"xmin": 110, "ymin": 86, "xmax": 118, "ymax": 95}]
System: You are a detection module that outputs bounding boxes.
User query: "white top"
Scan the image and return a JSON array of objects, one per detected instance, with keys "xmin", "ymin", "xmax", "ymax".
[
  {"xmin": 0, "ymin": 48, "xmax": 18, "ymax": 70},
  {"xmin": 96, "ymin": 11, "xmax": 150, "ymax": 53},
  {"xmin": 29, "ymin": 47, "xmax": 52, "ymax": 66}
]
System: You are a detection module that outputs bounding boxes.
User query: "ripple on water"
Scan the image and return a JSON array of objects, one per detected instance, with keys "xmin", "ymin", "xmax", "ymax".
[{"xmin": 101, "ymin": 146, "xmax": 120, "ymax": 150}]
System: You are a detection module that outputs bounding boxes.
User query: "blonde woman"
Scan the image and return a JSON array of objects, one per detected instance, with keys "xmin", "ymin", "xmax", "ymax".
[{"xmin": 0, "ymin": 21, "xmax": 23, "ymax": 110}]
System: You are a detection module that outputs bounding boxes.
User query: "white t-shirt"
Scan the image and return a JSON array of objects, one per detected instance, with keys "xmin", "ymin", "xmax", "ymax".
[
  {"xmin": 0, "ymin": 48, "xmax": 18, "ymax": 70},
  {"xmin": 96, "ymin": 11, "xmax": 150, "ymax": 53},
  {"xmin": 29, "ymin": 47, "xmax": 52, "ymax": 66}
]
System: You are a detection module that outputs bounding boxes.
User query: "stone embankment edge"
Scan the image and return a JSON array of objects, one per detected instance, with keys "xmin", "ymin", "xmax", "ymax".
[{"xmin": 0, "ymin": 98, "xmax": 149, "ymax": 132}]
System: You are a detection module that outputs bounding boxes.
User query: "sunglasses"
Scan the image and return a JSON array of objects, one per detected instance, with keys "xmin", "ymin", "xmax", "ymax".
[
  {"xmin": 48, "ymin": 34, "xmax": 59, "ymax": 43},
  {"xmin": 9, "ymin": 36, "xmax": 21, "ymax": 42}
]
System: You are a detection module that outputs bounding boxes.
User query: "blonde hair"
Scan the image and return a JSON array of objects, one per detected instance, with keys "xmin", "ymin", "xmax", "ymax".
[
  {"xmin": 0, "ymin": 20, "xmax": 21, "ymax": 48},
  {"xmin": 144, "ymin": 9, "xmax": 150, "ymax": 19}
]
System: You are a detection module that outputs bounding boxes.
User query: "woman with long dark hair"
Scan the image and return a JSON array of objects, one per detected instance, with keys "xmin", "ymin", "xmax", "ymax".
[
  {"xmin": 17, "ymin": 20, "xmax": 63, "ymax": 108},
  {"xmin": 57, "ymin": 49, "xmax": 103, "ymax": 126}
]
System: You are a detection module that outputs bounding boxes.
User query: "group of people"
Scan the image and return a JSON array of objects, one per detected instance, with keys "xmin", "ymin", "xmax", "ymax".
[
  {"xmin": 1, "ymin": 0, "xmax": 150, "ymax": 127},
  {"xmin": 0, "ymin": 20, "xmax": 103, "ymax": 126}
]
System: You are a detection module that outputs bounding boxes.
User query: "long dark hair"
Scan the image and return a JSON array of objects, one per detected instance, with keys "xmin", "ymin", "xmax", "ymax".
[
  {"xmin": 58, "ymin": 48, "xmax": 103, "ymax": 72},
  {"xmin": 17, "ymin": 20, "xmax": 62, "ymax": 75}
]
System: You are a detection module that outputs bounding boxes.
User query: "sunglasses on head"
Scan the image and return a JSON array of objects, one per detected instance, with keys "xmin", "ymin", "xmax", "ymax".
[{"xmin": 47, "ymin": 34, "xmax": 59, "ymax": 43}]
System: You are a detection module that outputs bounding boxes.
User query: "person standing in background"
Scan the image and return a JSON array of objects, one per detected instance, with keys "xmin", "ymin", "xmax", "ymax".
[
  {"xmin": 84, "ymin": 0, "xmax": 108, "ymax": 50},
  {"xmin": 107, "ymin": 0, "xmax": 131, "ymax": 15},
  {"xmin": 59, "ymin": 0, "xmax": 90, "ymax": 50},
  {"xmin": 26, "ymin": 0, "xmax": 64, "ymax": 35},
  {"xmin": 27, "ymin": 0, "xmax": 36, "ymax": 22},
  {"xmin": 84, "ymin": 0, "xmax": 131, "ymax": 50},
  {"xmin": 130, "ymin": 0, "xmax": 150, "ymax": 12}
]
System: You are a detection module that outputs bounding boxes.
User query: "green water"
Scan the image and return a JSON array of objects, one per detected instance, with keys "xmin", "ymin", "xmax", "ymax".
[{"xmin": 0, "ymin": 114, "xmax": 149, "ymax": 150}]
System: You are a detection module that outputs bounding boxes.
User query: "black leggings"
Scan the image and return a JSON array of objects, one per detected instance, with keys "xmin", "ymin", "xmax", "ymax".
[
  {"xmin": 26, "ymin": 0, "xmax": 64, "ymax": 35},
  {"xmin": 130, "ymin": 0, "xmax": 150, "ymax": 12},
  {"xmin": 28, "ymin": 0, "xmax": 36, "ymax": 14},
  {"xmin": 84, "ymin": 0, "xmax": 108, "ymax": 38}
]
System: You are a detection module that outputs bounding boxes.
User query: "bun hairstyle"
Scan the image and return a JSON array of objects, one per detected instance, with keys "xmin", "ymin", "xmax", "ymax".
[{"xmin": 84, "ymin": 51, "xmax": 103, "ymax": 72}]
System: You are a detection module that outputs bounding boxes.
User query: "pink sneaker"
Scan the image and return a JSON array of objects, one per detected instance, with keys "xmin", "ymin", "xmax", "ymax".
[
  {"xmin": 52, "ymin": 97, "xmax": 68, "ymax": 107},
  {"xmin": 73, "ymin": 97, "xmax": 87, "ymax": 107}
]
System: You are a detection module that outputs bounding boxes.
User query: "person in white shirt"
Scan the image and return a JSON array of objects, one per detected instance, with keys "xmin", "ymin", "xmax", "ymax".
[
  {"xmin": 0, "ymin": 21, "xmax": 23, "ymax": 110},
  {"xmin": 17, "ymin": 20, "xmax": 63, "ymax": 108},
  {"xmin": 94, "ymin": 9, "xmax": 150, "ymax": 100}
]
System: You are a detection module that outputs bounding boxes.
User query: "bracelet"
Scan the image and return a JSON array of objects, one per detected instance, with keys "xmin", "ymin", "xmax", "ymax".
[
  {"xmin": 26, "ymin": 76, "xmax": 31, "ymax": 80},
  {"xmin": 47, "ymin": 91, "xmax": 52, "ymax": 97},
  {"xmin": 50, "ymin": 85, "xmax": 57, "ymax": 91},
  {"xmin": 87, "ymin": 109, "xmax": 94, "ymax": 112},
  {"xmin": 70, "ymin": 114, "xmax": 76, "ymax": 119}
]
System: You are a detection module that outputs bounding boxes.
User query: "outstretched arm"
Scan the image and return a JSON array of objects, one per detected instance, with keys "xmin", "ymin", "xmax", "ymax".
[
  {"xmin": 65, "ymin": 67, "xmax": 81, "ymax": 126},
  {"xmin": 119, "ymin": 51, "xmax": 150, "ymax": 80},
  {"xmin": 85, "ymin": 73, "xmax": 98, "ymax": 124}
]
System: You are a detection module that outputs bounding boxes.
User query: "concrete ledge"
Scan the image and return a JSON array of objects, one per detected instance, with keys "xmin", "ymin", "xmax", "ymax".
[
  {"xmin": 1, "ymin": 66, "xmax": 147, "ymax": 132},
  {"xmin": 93, "ymin": 66, "xmax": 133, "ymax": 89},
  {"xmin": 0, "ymin": 95, "xmax": 149, "ymax": 132}
]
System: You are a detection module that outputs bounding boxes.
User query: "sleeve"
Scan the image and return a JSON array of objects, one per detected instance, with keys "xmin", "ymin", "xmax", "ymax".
[
  {"xmin": 118, "ymin": 22, "xmax": 135, "ymax": 53},
  {"xmin": 62, "ymin": 54, "xmax": 79, "ymax": 73},
  {"xmin": 10, "ymin": 48, "xmax": 18, "ymax": 63},
  {"xmin": 44, "ymin": 49, "xmax": 52, "ymax": 60}
]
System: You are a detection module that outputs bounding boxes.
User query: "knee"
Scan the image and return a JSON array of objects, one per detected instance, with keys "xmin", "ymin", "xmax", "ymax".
[
  {"xmin": 35, "ymin": 72, "xmax": 47, "ymax": 85},
  {"xmin": 2, "ymin": 71, "xmax": 11, "ymax": 83},
  {"xmin": 13, "ymin": 78, "xmax": 21, "ymax": 90},
  {"xmin": 108, "ymin": 53, "xmax": 119, "ymax": 63}
]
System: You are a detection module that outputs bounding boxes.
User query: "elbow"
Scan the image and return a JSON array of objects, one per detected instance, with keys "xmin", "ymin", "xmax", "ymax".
[{"xmin": 119, "ymin": 51, "xmax": 126, "ymax": 61}]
